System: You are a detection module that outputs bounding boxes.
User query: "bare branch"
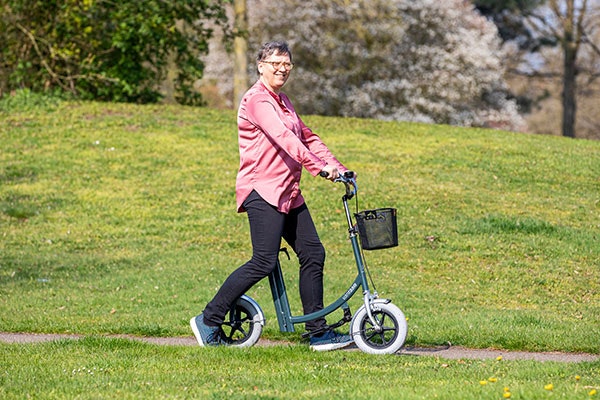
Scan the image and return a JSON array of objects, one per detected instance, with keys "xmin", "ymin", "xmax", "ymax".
[
  {"xmin": 575, "ymin": 0, "xmax": 589, "ymax": 50},
  {"xmin": 583, "ymin": 70, "xmax": 600, "ymax": 85},
  {"xmin": 15, "ymin": 23, "xmax": 72, "ymax": 93},
  {"xmin": 15, "ymin": 23, "xmax": 121, "ymax": 93},
  {"xmin": 507, "ymin": 68, "xmax": 562, "ymax": 78},
  {"xmin": 579, "ymin": 115, "xmax": 600, "ymax": 131},
  {"xmin": 582, "ymin": 32, "xmax": 600, "ymax": 57},
  {"xmin": 527, "ymin": 11, "xmax": 562, "ymax": 39}
]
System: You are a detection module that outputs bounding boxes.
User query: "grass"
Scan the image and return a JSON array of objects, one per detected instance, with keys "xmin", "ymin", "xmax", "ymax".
[
  {"xmin": 0, "ymin": 94, "xmax": 599, "ymax": 398},
  {"xmin": 0, "ymin": 338, "xmax": 598, "ymax": 399}
]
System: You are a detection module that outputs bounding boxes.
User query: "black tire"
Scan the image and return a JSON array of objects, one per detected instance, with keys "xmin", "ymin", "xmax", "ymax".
[
  {"xmin": 350, "ymin": 301, "xmax": 407, "ymax": 354},
  {"xmin": 221, "ymin": 295, "xmax": 264, "ymax": 348}
]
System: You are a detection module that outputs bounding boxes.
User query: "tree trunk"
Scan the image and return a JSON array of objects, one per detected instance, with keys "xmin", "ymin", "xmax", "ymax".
[
  {"xmin": 562, "ymin": 41, "xmax": 577, "ymax": 138},
  {"xmin": 232, "ymin": 0, "xmax": 248, "ymax": 109},
  {"xmin": 561, "ymin": 0, "xmax": 577, "ymax": 138}
]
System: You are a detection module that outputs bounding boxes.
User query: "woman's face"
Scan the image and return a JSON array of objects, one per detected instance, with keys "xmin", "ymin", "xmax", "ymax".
[{"xmin": 258, "ymin": 51, "xmax": 293, "ymax": 94}]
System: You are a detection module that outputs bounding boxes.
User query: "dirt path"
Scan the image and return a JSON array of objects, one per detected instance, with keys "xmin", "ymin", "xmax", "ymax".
[{"xmin": 1, "ymin": 332, "xmax": 597, "ymax": 363}]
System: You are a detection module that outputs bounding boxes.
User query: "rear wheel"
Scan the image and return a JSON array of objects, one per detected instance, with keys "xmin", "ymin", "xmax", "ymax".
[
  {"xmin": 221, "ymin": 295, "xmax": 264, "ymax": 348},
  {"xmin": 350, "ymin": 301, "xmax": 407, "ymax": 355}
]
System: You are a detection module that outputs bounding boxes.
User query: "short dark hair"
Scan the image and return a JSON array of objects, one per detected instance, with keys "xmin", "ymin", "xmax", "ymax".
[{"xmin": 256, "ymin": 41, "xmax": 292, "ymax": 63}]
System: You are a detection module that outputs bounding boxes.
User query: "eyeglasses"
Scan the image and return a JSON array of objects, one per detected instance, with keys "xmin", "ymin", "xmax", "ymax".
[{"xmin": 261, "ymin": 60, "xmax": 294, "ymax": 71}]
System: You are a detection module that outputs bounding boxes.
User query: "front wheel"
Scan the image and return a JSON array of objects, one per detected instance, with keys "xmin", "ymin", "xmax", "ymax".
[
  {"xmin": 350, "ymin": 300, "xmax": 407, "ymax": 354},
  {"xmin": 221, "ymin": 295, "xmax": 264, "ymax": 348}
]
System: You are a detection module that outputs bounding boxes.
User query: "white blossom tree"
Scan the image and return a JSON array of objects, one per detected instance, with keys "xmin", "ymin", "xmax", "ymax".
[{"xmin": 204, "ymin": 0, "xmax": 526, "ymax": 131}]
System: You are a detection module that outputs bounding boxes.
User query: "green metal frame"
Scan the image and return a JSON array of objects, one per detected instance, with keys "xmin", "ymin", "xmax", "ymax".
[{"xmin": 268, "ymin": 184, "xmax": 371, "ymax": 332}]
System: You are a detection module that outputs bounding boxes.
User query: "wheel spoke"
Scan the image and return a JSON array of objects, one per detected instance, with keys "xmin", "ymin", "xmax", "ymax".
[
  {"xmin": 376, "ymin": 328, "xmax": 390, "ymax": 345},
  {"xmin": 365, "ymin": 329, "xmax": 378, "ymax": 342},
  {"xmin": 359, "ymin": 310, "xmax": 400, "ymax": 347},
  {"xmin": 379, "ymin": 313, "xmax": 387, "ymax": 326},
  {"xmin": 222, "ymin": 307, "xmax": 254, "ymax": 343},
  {"xmin": 232, "ymin": 325, "xmax": 248, "ymax": 338}
]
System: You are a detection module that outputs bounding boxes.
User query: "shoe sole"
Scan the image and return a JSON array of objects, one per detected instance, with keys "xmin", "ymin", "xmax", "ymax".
[
  {"xmin": 310, "ymin": 340, "xmax": 353, "ymax": 352},
  {"xmin": 190, "ymin": 317, "xmax": 206, "ymax": 347}
]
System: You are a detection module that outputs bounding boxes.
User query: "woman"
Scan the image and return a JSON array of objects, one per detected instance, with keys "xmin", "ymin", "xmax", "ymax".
[{"xmin": 191, "ymin": 41, "xmax": 354, "ymax": 351}]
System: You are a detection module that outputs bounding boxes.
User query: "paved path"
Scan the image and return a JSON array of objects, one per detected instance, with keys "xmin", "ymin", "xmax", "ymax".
[{"xmin": 1, "ymin": 332, "xmax": 597, "ymax": 363}]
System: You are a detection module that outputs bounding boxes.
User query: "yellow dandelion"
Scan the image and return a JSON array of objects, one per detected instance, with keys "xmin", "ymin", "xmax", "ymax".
[
  {"xmin": 479, "ymin": 380, "xmax": 488, "ymax": 386},
  {"xmin": 575, "ymin": 375, "xmax": 581, "ymax": 381},
  {"xmin": 504, "ymin": 387, "xmax": 510, "ymax": 392},
  {"xmin": 589, "ymin": 389, "xmax": 597, "ymax": 396},
  {"xmin": 544, "ymin": 383, "xmax": 554, "ymax": 391},
  {"xmin": 488, "ymin": 377, "xmax": 498, "ymax": 383},
  {"xmin": 503, "ymin": 392, "xmax": 511, "ymax": 399},
  {"xmin": 496, "ymin": 355, "xmax": 503, "ymax": 361}
]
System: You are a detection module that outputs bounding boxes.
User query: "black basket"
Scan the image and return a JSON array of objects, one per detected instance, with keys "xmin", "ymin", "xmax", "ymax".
[{"xmin": 354, "ymin": 208, "xmax": 398, "ymax": 250}]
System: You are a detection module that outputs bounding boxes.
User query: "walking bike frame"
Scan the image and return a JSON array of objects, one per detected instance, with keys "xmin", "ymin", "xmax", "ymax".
[{"xmin": 267, "ymin": 174, "xmax": 380, "ymax": 333}]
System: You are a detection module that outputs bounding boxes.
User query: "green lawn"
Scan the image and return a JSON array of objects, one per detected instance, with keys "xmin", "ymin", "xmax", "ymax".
[
  {"xmin": 1, "ymin": 338, "xmax": 598, "ymax": 399},
  {"xmin": 1, "ymin": 93, "xmax": 598, "ymax": 398}
]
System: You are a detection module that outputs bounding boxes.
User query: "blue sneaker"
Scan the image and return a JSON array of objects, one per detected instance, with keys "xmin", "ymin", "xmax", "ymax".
[
  {"xmin": 190, "ymin": 313, "xmax": 227, "ymax": 347},
  {"xmin": 309, "ymin": 329, "xmax": 354, "ymax": 352}
]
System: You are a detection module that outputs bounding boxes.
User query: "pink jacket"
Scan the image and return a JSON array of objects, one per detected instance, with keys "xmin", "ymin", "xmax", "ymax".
[{"xmin": 236, "ymin": 81, "xmax": 347, "ymax": 213}]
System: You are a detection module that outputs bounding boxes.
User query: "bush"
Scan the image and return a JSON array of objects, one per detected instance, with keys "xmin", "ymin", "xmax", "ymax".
[
  {"xmin": 0, "ymin": 0, "xmax": 229, "ymax": 105},
  {"xmin": 0, "ymin": 89, "xmax": 63, "ymax": 113}
]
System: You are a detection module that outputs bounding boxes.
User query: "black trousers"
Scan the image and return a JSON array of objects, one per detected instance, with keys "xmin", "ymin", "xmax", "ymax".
[{"xmin": 203, "ymin": 190, "xmax": 327, "ymax": 332}]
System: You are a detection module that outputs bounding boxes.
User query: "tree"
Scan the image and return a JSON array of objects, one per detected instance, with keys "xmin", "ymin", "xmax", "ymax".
[
  {"xmin": 528, "ymin": 0, "xmax": 600, "ymax": 137},
  {"xmin": 474, "ymin": 0, "xmax": 600, "ymax": 138},
  {"xmin": 243, "ymin": 0, "xmax": 524, "ymax": 130},
  {"xmin": 473, "ymin": 0, "xmax": 548, "ymax": 51},
  {"xmin": 232, "ymin": 0, "xmax": 249, "ymax": 108},
  {"xmin": 0, "ymin": 0, "xmax": 229, "ymax": 104}
]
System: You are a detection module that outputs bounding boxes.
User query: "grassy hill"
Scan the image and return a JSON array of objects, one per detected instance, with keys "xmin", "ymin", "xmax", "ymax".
[
  {"xmin": 1, "ymin": 94, "xmax": 599, "ymax": 354},
  {"xmin": 1, "ymin": 94, "xmax": 599, "ymax": 399}
]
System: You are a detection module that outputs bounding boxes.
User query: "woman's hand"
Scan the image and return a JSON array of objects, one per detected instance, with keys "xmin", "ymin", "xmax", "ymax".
[{"xmin": 320, "ymin": 165, "xmax": 340, "ymax": 181}]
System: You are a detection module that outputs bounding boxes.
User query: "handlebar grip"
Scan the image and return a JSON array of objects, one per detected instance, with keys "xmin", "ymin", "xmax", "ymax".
[{"xmin": 320, "ymin": 170, "xmax": 354, "ymax": 178}]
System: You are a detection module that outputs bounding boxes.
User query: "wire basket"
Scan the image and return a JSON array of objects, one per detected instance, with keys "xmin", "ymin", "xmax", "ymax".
[{"xmin": 355, "ymin": 208, "xmax": 398, "ymax": 250}]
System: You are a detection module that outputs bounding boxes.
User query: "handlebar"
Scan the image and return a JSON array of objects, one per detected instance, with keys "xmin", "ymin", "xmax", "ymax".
[{"xmin": 320, "ymin": 170, "xmax": 357, "ymax": 199}]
